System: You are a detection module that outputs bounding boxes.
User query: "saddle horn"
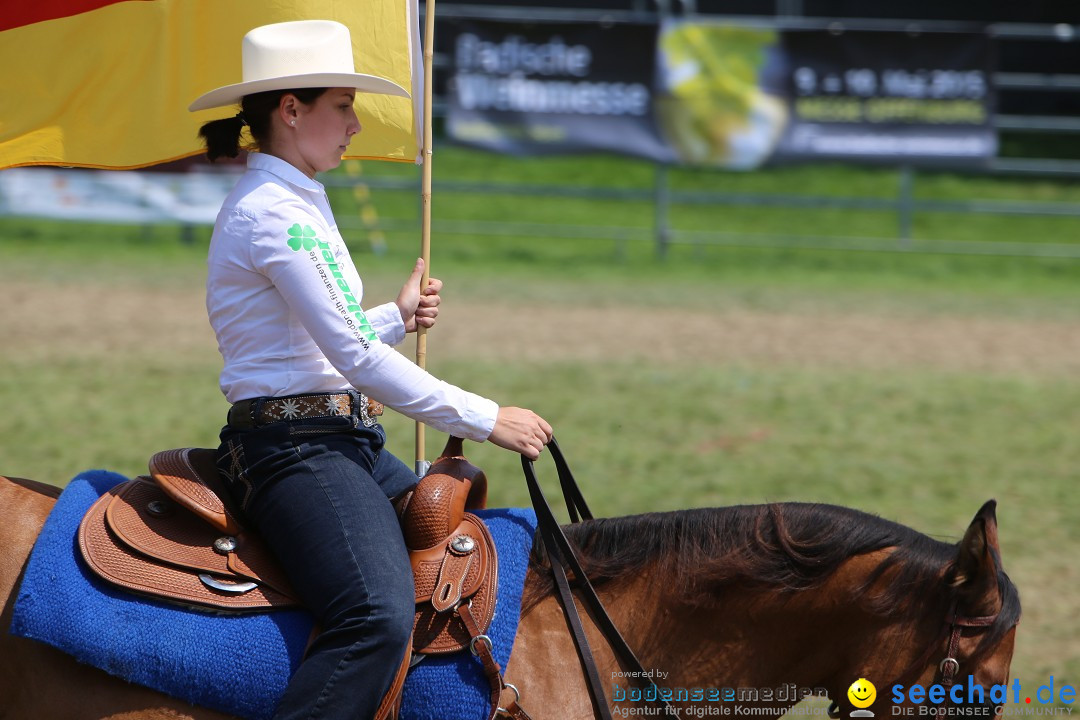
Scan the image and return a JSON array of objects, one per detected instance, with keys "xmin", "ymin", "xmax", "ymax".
[{"xmin": 401, "ymin": 436, "xmax": 488, "ymax": 550}]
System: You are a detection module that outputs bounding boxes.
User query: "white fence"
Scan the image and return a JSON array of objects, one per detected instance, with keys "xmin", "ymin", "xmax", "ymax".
[{"xmin": 0, "ymin": 167, "xmax": 240, "ymax": 225}]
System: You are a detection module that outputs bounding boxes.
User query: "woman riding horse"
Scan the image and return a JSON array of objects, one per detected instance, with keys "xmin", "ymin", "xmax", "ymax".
[
  {"xmin": 0, "ymin": 473, "xmax": 1019, "ymax": 720},
  {"xmin": 188, "ymin": 19, "xmax": 551, "ymax": 720}
]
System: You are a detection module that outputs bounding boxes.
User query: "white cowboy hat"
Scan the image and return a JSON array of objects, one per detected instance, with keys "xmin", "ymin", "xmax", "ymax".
[{"xmin": 188, "ymin": 20, "xmax": 409, "ymax": 112}]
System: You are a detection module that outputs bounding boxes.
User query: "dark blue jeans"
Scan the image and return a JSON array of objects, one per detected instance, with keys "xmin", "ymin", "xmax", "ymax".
[{"xmin": 217, "ymin": 403, "xmax": 418, "ymax": 720}]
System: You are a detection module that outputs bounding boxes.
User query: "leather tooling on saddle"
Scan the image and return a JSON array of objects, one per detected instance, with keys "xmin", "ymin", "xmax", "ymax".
[
  {"xmin": 78, "ymin": 441, "xmax": 499, "ymax": 643},
  {"xmin": 401, "ymin": 443, "xmax": 497, "ymax": 656},
  {"xmin": 12, "ymin": 467, "xmax": 536, "ymax": 720},
  {"xmin": 78, "ymin": 448, "xmax": 298, "ymax": 611},
  {"xmin": 75, "ymin": 438, "xmax": 514, "ymax": 719}
]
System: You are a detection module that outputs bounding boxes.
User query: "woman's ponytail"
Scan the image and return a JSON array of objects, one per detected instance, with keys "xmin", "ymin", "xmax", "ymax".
[
  {"xmin": 198, "ymin": 113, "xmax": 247, "ymax": 162},
  {"xmin": 196, "ymin": 88, "xmax": 327, "ymax": 162}
]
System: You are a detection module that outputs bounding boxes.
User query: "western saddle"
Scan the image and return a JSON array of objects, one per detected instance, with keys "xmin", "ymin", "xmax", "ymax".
[{"xmin": 78, "ymin": 437, "xmax": 525, "ymax": 720}]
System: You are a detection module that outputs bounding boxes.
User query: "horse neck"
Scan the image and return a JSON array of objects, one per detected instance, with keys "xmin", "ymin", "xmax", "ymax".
[{"xmin": 593, "ymin": 549, "xmax": 949, "ymax": 700}]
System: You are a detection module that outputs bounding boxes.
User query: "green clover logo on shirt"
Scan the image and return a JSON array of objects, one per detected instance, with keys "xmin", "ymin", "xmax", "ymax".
[{"xmin": 286, "ymin": 223, "xmax": 318, "ymax": 252}]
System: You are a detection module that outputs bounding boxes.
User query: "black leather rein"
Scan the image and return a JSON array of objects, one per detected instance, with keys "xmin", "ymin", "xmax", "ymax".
[{"xmin": 523, "ymin": 438, "xmax": 678, "ymax": 720}]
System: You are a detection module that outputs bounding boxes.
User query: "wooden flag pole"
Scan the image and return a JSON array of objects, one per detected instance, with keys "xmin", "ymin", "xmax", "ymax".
[{"xmin": 415, "ymin": 0, "xmax": 436, "ymax": 477}]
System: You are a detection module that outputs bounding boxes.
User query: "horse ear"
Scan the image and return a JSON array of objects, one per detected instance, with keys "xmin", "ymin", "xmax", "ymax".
[{"xmin": 950, "ymin": 500, "xmax": 1000, "ymax": 608}]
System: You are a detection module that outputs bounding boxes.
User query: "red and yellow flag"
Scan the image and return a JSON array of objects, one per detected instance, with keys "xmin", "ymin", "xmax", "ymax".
[{"xmin": 0, "ymin": 0, "xmax": 422, "ymax": 169}]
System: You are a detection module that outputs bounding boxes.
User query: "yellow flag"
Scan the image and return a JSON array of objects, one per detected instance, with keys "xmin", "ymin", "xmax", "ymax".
[{"xmin": 0, "ymin": 0, "xmax": 422, "ymax": 169}]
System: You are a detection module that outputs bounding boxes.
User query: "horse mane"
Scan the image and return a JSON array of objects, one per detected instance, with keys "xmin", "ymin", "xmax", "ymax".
[{"xmin": 523, "ymin": 503, "xmax": 1020, "ymax": 656}]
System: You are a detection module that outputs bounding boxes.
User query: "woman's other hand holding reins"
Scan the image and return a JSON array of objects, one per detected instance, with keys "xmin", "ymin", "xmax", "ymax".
[{"xmin": 488, "ymin": 407, "xmax": 552, "ymax": 460}]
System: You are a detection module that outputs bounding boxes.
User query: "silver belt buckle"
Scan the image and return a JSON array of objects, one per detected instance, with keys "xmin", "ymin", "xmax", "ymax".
[{"xmin": 357, "ymin": 393, "xmax": 377, "ymax": 428}]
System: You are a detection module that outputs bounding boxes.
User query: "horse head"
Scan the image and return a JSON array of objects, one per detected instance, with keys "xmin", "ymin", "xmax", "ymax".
[
  {"xmin": 514, "ymin": 499, "xmax": 1020, "ymax": 720},
  {"xmin": 834, "ymin": 500, "xmax": 1021, "ymax": 720}
]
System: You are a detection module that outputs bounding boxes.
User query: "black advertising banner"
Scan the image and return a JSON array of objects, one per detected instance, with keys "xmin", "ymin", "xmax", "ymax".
[
  {"xmin": 447, "ymin": 19, "xmax": 995, "ymax": 167},
  {"xmin": 446, "ymin": 20, "xmax": 674, "ymax": 161},
  {"xmin": 773, "ymin": 29, "xmax": 996, "ymax": 165}
]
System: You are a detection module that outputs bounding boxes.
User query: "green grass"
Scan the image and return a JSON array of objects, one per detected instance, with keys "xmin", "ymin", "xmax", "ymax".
[{"xmin": 2, "ymin": 151, "xmax": 1079, "ymax": 693}]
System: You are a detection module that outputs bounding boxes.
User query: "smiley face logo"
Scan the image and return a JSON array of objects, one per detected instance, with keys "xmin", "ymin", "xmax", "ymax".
[{"xmin": 847, "ymin": 678, "xmax": 876, "ymax": 709}]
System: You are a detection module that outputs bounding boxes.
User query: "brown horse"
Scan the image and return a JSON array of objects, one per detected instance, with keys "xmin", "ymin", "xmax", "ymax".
[{"xmin": 1, "ymin": 473, "xmax": 1019, "ymax": 720}]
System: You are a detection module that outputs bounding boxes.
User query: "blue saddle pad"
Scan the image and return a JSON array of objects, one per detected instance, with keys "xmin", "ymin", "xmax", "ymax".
[{"xmin": 11, "ymin": 470, "xmax": 538, "ymax": 720}]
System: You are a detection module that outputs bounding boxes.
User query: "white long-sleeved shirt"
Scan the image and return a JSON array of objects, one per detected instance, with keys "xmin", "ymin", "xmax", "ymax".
[{"xmin": 206, "ymin": 153, "xmax": 498, "ymax": 442}]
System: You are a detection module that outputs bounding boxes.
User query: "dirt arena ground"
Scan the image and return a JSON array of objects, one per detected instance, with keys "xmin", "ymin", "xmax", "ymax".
[{"xmin": 6, "ymin": 279, "xmax": 1080, "ymax": 377}]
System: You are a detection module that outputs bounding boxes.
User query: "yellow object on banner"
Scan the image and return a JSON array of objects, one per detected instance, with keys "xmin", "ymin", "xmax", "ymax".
[{"xmin": 0, "ymin": 0, "xmax": 422, "ymax": 169}]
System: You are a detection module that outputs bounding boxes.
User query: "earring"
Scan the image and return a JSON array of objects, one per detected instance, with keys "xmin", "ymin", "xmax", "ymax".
[{"xmin": 290, "ymin": 120, "xmax": 296, "ymax": 126}]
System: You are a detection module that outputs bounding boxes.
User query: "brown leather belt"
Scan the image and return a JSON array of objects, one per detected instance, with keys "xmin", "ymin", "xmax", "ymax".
[{"xmin": 228, "ymin": 392, "xmax": 384, "ymax": 429}]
